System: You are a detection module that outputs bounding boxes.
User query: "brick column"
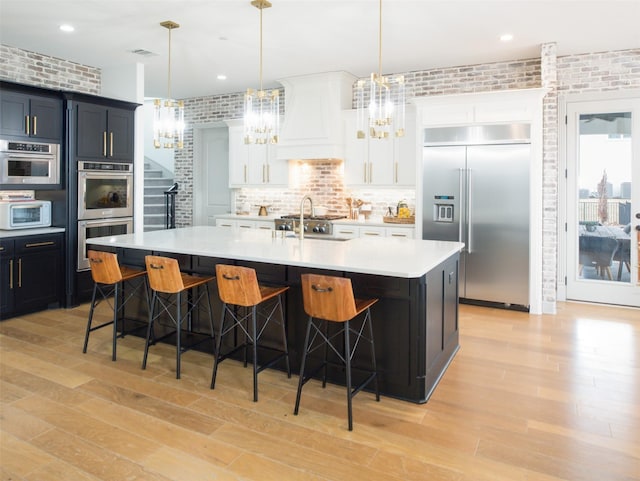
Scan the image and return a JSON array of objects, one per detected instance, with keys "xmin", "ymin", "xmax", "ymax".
[{"xmin": 541, "ymin": 42, "xmax": 558, "ymax": 312}]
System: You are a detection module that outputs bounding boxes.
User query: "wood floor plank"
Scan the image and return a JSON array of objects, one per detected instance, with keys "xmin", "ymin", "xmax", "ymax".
[
  {"xmin": 29, "ymin": 428, "xmax": 173, "ymax": 481},
  {"xmin": 77, "ymin": 378, "xmax": 223, "ymax": 435},
  {"xmin": 74, "ymin": 396, "xmax": 243, "ymax": 467},
  {"xmin": 12, "ymin": 394, "xmax": 161, "ymax": 463}
]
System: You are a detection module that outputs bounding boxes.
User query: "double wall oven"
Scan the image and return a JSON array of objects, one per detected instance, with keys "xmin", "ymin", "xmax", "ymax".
[{"xmin": 76, "ymin": 161, "xmax": 133, "ymax": 271}]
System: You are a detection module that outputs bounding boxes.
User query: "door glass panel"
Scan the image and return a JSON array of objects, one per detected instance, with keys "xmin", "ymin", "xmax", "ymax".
[{"xmin": 577, "ymin": 111, "xmax": 632, "ymax": 283}]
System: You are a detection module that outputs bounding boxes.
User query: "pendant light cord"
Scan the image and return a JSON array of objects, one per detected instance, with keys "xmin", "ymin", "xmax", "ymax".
[
  {"xmin": 378, "ymin": 0, "xmax": 382, "ymax": 78},
  {"xmin": 167, "ymin": 26, "xmax": 172, "ymax": 100},
  {"xmin": 259, "ymin": 4, "xmax": 264, "ymax": 91}
]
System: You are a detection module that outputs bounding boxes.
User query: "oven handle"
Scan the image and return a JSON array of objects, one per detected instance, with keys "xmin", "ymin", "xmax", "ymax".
[{"xmin": 1, "ymin": 153, "xmax": 57, "ymax": 161}]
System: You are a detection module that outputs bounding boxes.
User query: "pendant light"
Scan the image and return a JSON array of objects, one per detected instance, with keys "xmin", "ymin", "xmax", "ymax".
[
  {"xmin": 355, "ymin": 0, "xmax": 405, "ymax": 140},
  {"xmin": 153, "ymin": 20, "xmax": 185, "ymax": 149},
  {"xmin": 243, "ymin": 0, "xmax": 279, "ymax": 145}
]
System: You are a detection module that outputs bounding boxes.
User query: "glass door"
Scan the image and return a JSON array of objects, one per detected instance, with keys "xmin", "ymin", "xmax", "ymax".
[{"xmin": 566, "ymin": 97, "xmax": 640, "ymax": 307}]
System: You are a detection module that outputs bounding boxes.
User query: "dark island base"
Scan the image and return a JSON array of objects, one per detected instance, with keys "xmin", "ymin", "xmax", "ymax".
[{"xmin": 108, "ymin": 247, "xmax": 460, "ymax": 404}]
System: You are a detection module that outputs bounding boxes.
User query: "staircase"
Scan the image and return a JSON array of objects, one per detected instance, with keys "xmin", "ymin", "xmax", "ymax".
[{"xmin": 143, "ymin": 158, "xmax": 175, "ymax": 232}]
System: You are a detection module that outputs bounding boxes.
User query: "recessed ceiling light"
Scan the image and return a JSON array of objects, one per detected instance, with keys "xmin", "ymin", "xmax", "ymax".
[
  {"xmin": 217, "ymin": 74, "xmax": 227, "ymax": 80},
  {"xmin": 59, "ymin": 24, "xmax": 75, "ymax": 33},
  {"xmin": 500, "ymin": 33, "xmax": 513, "ymax": 42}
]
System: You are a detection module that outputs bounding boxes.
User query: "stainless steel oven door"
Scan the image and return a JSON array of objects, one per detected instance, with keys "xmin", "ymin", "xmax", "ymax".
[
  {"xmin": 77, "ymin": 162, "xmax": 133, "ymax": 220},
  {"xmin": 77, "ymin": 217, "xmax": 133, "ymax": 271}
]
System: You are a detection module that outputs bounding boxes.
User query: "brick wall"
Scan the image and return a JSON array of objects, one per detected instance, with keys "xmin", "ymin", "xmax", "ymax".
[
  {"xmin": 541, "ymin": 43, "xmax": 559, "ymax": 310},
  {"xmin": 0, "ymin": 44, "xmax": 100, "ymax": 94},
  {"xmin": 557, "ymin": 49, "xmax": 640, "ymax": 93}
]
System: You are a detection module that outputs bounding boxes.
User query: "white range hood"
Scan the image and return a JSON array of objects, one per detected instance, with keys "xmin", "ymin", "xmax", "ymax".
[{"xmin": 277, "ymin": 71, "xmax": 356, "ymax": 161}]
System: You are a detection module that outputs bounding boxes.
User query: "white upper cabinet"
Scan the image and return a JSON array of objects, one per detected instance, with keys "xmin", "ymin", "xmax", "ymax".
[
  {"xmin": 342, "ymin": 107, "xmax": 417, "ymax": 187},
  {"xmin": 227, "ymin": 120, "xmax": 287, "ymax": 187}
]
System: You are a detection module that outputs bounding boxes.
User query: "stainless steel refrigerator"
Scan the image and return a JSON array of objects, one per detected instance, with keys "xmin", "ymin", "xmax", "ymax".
[{"xmin": 422, "ymin": 124, "xmax": 530, "ymax": 309}]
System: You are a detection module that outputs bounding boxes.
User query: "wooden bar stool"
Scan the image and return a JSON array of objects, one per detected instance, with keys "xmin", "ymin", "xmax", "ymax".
[
  {"xmin": 83, "ymin": 250, "xmax": 149, "ymax": 361},
  {"xmin": 294, "ymin": 273, "xmax": 380, "ymax": 430},
  {"xmin": 211, "ymin": 264, "xmax": 291, "ymax": 402},
  {"xmin": 142, "ymin": 255, "xmax": 215, "ymax": 379}
]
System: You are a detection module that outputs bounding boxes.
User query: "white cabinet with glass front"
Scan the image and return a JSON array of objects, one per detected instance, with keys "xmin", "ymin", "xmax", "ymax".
[
  {"xmin": 227, "ymin": 121, "xmax": 287, "ymax": 187},
  {"xmin": 342, "ymin": 108, "xmax": 417, "ymax": 187}
]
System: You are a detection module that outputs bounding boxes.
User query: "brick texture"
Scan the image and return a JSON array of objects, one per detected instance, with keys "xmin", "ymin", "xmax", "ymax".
[{"xmin": 0, "ymin": 44, "xmax": 100, "ymax": 94}]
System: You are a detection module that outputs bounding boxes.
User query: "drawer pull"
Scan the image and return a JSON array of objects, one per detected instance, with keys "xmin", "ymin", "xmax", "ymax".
[
  {"xmin": 9, "ymin": 259, "xmax": 13, "ymax": 289},
  {"xmin": 25, "ymin": 241, "xmax": 55, "ymax": 248}
]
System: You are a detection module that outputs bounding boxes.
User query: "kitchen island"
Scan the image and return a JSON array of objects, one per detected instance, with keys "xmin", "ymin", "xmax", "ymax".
[{"xmin": 88, "ymin": 226, "xmax": 464, "ymax": 403}]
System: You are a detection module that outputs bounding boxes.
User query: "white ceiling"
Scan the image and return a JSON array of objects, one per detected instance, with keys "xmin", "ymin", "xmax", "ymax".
[{"xmin": 1, "ymin": 0, "xmax": 639, "ymax": 100}]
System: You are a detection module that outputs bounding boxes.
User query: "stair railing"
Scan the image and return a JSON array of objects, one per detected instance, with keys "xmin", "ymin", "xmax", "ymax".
[{"xmin": 164, "ymin": 182, "xmax": 178, "ymax": 229}]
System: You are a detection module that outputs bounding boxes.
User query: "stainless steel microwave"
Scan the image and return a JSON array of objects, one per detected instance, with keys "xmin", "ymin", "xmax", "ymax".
[
  {"xmin": 0, "ymin": 139, "xmax": 60, "ymax": 185},
  {"xmin": 0, "ymin": 200, "xmax": 52, "ymax": 230}
]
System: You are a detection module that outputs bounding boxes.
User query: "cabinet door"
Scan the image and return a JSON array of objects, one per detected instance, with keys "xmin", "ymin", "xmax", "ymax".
[
  {"xmin": 29, "ymin": 96, "xmax": 62, "ymax": 142},
  {"xmin": 264, "ymin": 144, "xmax": 288, "ymax": 186},
  {"xmin": 13, "ymin": 235, "xmax": 63, "ymax": 311},
  {"xmin": 107, "ymin": 107, "xmax": 135, "ymax": 161},
  {"xmin": 0, "ymin": 241, "xmax": 14, "ymax": 316},
  {"xmin": 0, "ymin": 91, "xmax": 30, "ymax": 138},
  {"xmin": 247, "ymin": 144, "xmax": 268, "ymax": 185},
  {"xmin": 367, "ymin": 139, "xmax": 394, "ymax": 185},
  {"xmin": 343, "ymin": 110, "xmax": 369, "ymax": 185},
  {"xmin": 76, "ymin": 102, "xmax": 108, "ymax": 160},
  {"xmin": 393, "ymin": 108, "xmax": 417, "ymax": 187},
  {"xmin": 228, "ymin": 126, "xmax": 250, "ymax": 186}
]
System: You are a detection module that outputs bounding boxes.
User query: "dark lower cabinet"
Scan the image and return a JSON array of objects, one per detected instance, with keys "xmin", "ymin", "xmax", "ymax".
[{"xmin": 0, "ymin": 232, "xmax": 64, "ymax": 319}]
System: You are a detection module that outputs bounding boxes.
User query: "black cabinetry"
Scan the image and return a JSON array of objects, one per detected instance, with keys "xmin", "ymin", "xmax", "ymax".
[
  {"xmin": 0, "ymin": 232, "xmax": 65, "ymax": 319},
  {"xmin": 0, "ymin": 90, "xmax": 62, "ymax": 142},
  {"xmin": 75, "ymin": 102, "xmax": 134, "ymax": 162}
]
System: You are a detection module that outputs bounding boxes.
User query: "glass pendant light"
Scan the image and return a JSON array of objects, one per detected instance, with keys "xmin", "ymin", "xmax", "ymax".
[
  {"xmin": 153, "ymin": 20, "xmax": 185, "ymax": 149},
  {"xmin": 355, "ymin": 0, "xmax": 405, "ymax": 140},
  {"xmin": 243, "ymin": 0, "xmax": 279, "ymax": 145}
]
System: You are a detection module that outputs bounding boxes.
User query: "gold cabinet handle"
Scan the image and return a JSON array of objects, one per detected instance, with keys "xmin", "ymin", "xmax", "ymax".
[
  {"xmin": 9, "ymin": 259, "xmax": 13, "ymax": 289},
  {"xmin": 33, "ymin": 116, "xmax": 37, "ymax": 136},
  {"xmin": 244, "ymin": 165, "xmax": 247, "ymax": 183},
  {"xmin": 363, "ymin": 163, "xmax": 367, "ymax": 183},
  {"xmin": 103, "ymin": 131, "xmax": 107, "ymax": 157},
  {"xmin": 25, "ymin": 115, "xmax": 30, "ymax": 135},
  {"xmin": 18, "ymin": 258, "xmax": 22, "ymax": 288},
  {"xmin": 369, "ymin": 162, "xmax": 373, "ymax": 183},
  {"xmin": 262, "ymin": 164, "xmax": 266, "ymax": 183},
  {"xmin": 394, "ymin": 161, "xmax": 398, "ymax": 184},
  {"xmin": 266, "ymin": 164, "xmax": 270, "ymax": 183},
  {"xmin": 110, "ymin": 132, "xmax": 114, "ymax": 157},
  {"xmin": 25, "ymin": 241, "xmax": 55, "ymax": 248}
]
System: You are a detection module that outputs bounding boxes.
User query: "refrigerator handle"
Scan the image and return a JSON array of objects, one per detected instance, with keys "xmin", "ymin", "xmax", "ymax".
[
  {"xmin": 458, "ymin": 168, "xmax": 464, "ymax": 244},
  {"xmin": 467, "ymin": 168, "xmax": 473, "ymax": 253}
]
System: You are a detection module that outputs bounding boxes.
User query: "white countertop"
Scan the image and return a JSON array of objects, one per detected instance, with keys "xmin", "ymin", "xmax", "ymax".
[
  {"xmin": 0, "ymin": 227, "xmax": 65, "ymax": 239},
  {"xmin": 88, "ymin": 226, "xmax": 463, "ymax": 278}
]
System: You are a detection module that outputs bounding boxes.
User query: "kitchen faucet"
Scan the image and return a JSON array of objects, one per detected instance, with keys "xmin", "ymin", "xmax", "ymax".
[{"xmin": 299, "ymin": 195, "xmax": 314, "ymax": 240}]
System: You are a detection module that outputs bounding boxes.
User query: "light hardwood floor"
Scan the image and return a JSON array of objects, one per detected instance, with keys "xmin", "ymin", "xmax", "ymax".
[{"xmin": 1, "ymin": 302, "xmax": 639, "ymax": 481}]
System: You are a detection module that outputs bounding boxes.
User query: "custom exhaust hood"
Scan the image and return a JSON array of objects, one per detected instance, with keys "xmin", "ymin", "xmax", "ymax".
[{"xmin": 277, "ymin": 71, "xmax": 356, "ymax": 161}]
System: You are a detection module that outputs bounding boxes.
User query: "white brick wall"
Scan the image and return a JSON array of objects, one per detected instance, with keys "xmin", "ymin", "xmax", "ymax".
[{"xmin": 0, "ymin": 44, "xmax": 100, "ymax": 94}]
